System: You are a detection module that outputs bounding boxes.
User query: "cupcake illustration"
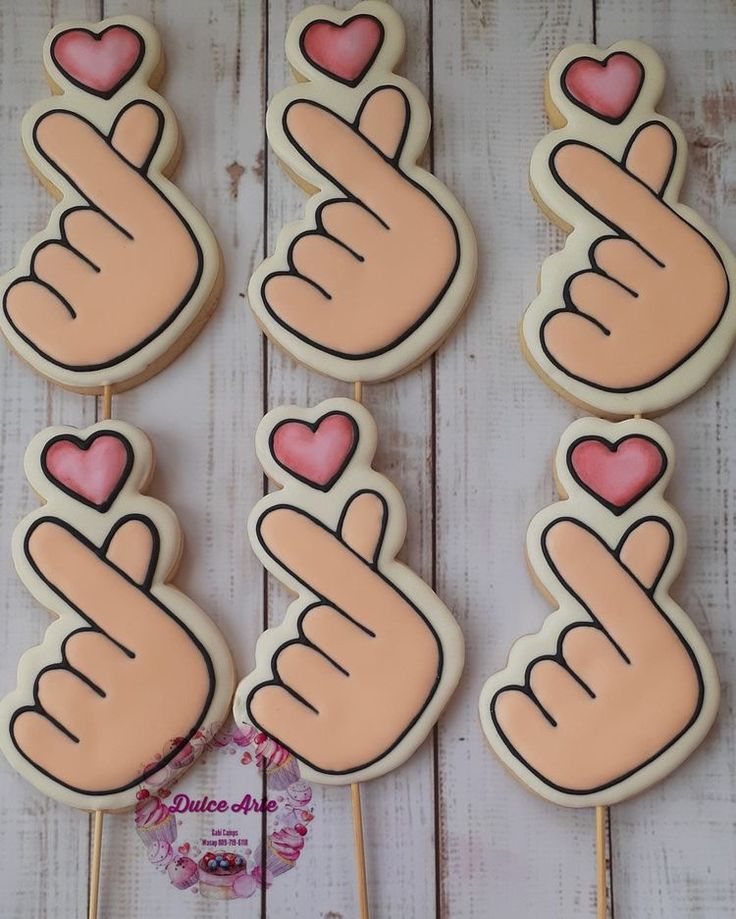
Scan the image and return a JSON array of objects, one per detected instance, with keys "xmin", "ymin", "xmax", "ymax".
[
  {"xmin": 197, "ymin": 851, "xmax": 248, "ymax": 900},
  {"xmin": 254, "ymin": 826, "xmax": 305, "ymax": 877},
  {"xmin": 167, "ymin": 856, "xmax": 199, "ymax": 890},
  {"xmin": 256, "ymin": 734, "xmax": 300, "ymax": 790},
  {"xmin": 134, "ymin": 793, "xmax": 177, "ymax": 847},
  {"xmin": 147, "ymin": 841, "xmax": 173, "ymax": 870}
]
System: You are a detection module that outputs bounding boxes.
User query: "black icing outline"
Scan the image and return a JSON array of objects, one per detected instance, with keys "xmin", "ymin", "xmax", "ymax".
[
  {"xmin": 540, "ymin": 123, "xmax": 730, "ymax": 394},
  {"xmin": 489, "ymin": 516, "xmax": 706, "ymax": 797},
  {"xmin": 9, "ymin": 514, "xmax": 216, "ymax": 798},
  {"xmin": 3, "ymin": 101, "xmax": 206, "ymax": 373},
  {"xmin": 299, "ymin": 15, "xmax": 385, "ymax": 88},
  {"xmin": 561, "ymin": 52, "xmax": 644, "ymax": 125},
  {"xmin": 269, "ymin": 410, "xmax": 359, "ymax": 492},
  {"xmin": 262, "ymin": 86, "xmax": 462, "ymax": 361},
  {"xmin": 40, "ymin": 429, "xmax": 135, "ymax": 513},
  {"xmin": 49, "ymin": 24, "xmax": 146, "ymax": 100},
  {"xmin": 245, "ymin": 497, "xmax": 445, "ymax": 777},
  {"xmin": 566, "ymin": 432, "xmax": 668, "ymax": 516}
]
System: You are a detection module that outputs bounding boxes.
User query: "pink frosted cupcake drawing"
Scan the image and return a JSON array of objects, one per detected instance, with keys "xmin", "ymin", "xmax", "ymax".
[
  {"xmin": 254, "ymin": 825, "xmax": 306, "ymax": 877},
  {"xmin": 255, "ymin": 734, "xmax": 300, "ymax": 790},
  {"xmin": 135, "ymin": 792, "xmax": 177, "ymax": 847},
  {"xmin": 167, "ymin": 856, "xmax": 199, "ymax": 890}
]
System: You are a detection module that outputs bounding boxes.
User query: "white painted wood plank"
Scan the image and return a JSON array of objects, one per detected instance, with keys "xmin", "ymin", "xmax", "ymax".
[
  {"xmin": 0, "ymin": 2, "xmax": 100, "ymax": 917},
  {"xmin": 431, "ymin": 2, "xmax": 610, "ymax": 916},
  {"xmin": 595, "ymin": 1, "xmax": 736, "ymax": 916},
  {"xmin": 96, "ymin": 0, "xmax": 267, "ymax": 915},
  {"xmin": 263, "ymin": 2, "xmax": 437, "ymax": 917}
]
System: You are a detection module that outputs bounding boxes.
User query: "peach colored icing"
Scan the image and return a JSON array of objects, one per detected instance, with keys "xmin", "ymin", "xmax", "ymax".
[
  {"xmin": 263, "ymin": 90, "xmax": 458, "ymax": 356},
  {"xmin": 542, "ymin": 134, "xmax": 727, "ymax": 390},
  {"xmin": 340, "ymin": 491, "xmax": 384, "ymax": 562},
  {"xmin": 5, "ymin": 106, "xmax": 199, "ymax": 368},
  {"xmin": 11, "ymin": 520, "xmax": 212, "ymax": 793},
  {"xmin": 492, "ymin": 519, "xmax": 700, "ymax": 792},
  {"xmin": 247, "ymin": 506, "xmax": 440, "ymax": 772}
]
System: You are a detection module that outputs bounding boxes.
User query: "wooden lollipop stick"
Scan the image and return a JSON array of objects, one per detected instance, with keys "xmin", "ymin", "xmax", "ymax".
[
  {"xmin": 351, "ymin": 783, "xmax": 370, "ymax": 919},
  {"xmin": 595, "ymin": 805, "xmax": 607, "ymax": 919},
  {"xmin": 88, "ymin": 809, "xmax": 104, "ymax": 919},
  {"xmin": 102, "ymin": 384, "xmax": 113, "ymax": 422}
]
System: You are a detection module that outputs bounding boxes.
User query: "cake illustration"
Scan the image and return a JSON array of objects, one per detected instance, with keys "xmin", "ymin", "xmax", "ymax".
[
  {"xmin": 134, "ymin": 793, "xmax": 177, "ymax": 847},
  {"xmin": 256, "ymin": 734, "xmax": 300, "ymax": 790},
  {"xmin": 255, "ymin": 826, "xmax": 305, "ymax": 877},
  {"xmin": 167, "ymin": 856, "xmax": 199, "ymax": 890},
  {"xmin": 197, "ymin": 851, "xmax": 248, "ymax": 900}
]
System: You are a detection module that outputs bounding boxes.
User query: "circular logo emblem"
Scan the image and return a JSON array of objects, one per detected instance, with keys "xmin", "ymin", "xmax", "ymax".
[{"xmin": 132, "ymin": 721, "xmax": 315, "ymax": 901}]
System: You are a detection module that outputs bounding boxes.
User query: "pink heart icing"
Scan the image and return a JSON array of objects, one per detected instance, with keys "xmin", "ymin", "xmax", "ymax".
[
  {"xmin": 569, "ymin": 436, "xmax": 664, "ymax": 512},
  {"xmin": 43, "ymin": 434, "xmax": 130, "ymax": 508},
  {"xmin": 51, "ymin": 25, "xmax": 143, "ymax": 97},
  {"xmin": 271, "ymin": 413, "xmax": 357, "ymax": 489},
  {"xmin": 563, "ymin": 52, "xmax": 644, "ymax": 123},
  {"xmin": 301, "ymin": 15, "xmax": 383, "ymax": 85}
]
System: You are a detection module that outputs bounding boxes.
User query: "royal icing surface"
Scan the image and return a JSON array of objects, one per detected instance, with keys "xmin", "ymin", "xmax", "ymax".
[
  {"xmin": 524, "ymin": 41, "xmax": 736, "ymax": 416},
  {"xmin": 0, "ymin": 16, "xmax": 222, "ymax": 393},
  {"xmin": 0, "ymin": 421, "xmax": 234, "ymax": 811},
  {"xmin": 479, "ymin": 417, "xmax": 719, "ymax": 807},
  {"xmin": 248, "ymin": 1, "xmax": 477, "ymax": 383},
  {"xmin": 233, "ymin": 398, "xmax": 464, "ymax": 784}
]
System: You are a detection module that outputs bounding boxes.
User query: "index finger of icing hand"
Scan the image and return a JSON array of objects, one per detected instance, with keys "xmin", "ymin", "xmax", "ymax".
[
  {"xmin": 552, "ymin": 142, "xmax": 676, "ymax": 261},
  {"xmin": 258, "ymin": 506, "xmax": 406, "ymax": 634},
  {"xmin": 542, "ymin": 519, "xmax": 670, "ymax": 660},
  {"xmin": 284, "ymin": 101, "xmax": 408, "ymax": 220},
  {"xmin": 34, "ymin": 111, "xmax": 145, "ymax": 234},
  {"xmin": 26, "ymin": 520, "xmax": 156, "ymax": 651}
]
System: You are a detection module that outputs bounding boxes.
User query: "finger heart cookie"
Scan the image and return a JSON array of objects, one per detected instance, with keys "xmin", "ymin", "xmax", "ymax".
[
  {"xmin": 0, "ymin": 421, "xmax": 234, "ymax": 811},
  {"xmin": 524, "ymin": 41, "xmax": 736, "ymax": 416},
  {"xmin": 249, "ymin": 1, "xmax": 477, "ymax": 382},
  {"xmin": 0, "ymin": 16, "xmax": 222, "ymax": 394},
  {"xmin": 234, "ymin": 399, "xmax": 464, "ymax": 784},
  {"xmin": 479, "ymin": 417, "xmax": 719, "ymax": 806}
]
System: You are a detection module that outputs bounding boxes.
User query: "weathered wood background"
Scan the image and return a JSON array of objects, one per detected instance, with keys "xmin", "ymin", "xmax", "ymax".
[{"xmin": 0, "ymin": 0, "xmax": 734, "ymax": 916}]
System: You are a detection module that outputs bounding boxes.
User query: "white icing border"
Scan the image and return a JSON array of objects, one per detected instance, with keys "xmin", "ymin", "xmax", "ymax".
[
  {"xmin": 233, "ymin": 398, "xmax": 465, "ymax": 784},
  {"xmin": 0, "ymin": 15, "xmax": 221, "ymax": 392},
  {"xmin": 523, "ymin": 41, "xmax": 736, "ymax": 416},
  {"xmin": 0, "ymin": 420, "xmax": 234, "ymax": 811},
  {"xmin": 479, "ymin": 416, "xmax": 719, "ymax": 807},
  {"xmin": 248, "ymin": 1, "xmax": 477, "ymax": 383}
]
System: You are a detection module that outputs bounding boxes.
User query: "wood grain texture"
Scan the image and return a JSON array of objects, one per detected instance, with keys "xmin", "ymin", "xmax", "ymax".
[
  {"xmin": 595, "ymin": 2, "xmax": 736, "ymax": 917},
  {"xmin": 0, "ymin": 3, "xmax": 98, "ymax": 918},
  {"xmin": 0, "ymin": 1, "xmax": 733, "ymax": 917}
]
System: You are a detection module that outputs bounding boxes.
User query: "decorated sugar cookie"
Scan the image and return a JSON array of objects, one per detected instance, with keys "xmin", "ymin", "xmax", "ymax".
[
  {"xmin": 0, "ymin": 421, "xmax": 234, "ymax": 811},
  {"xmin": 479, "ymin": 417, "xmax": 719, "ymax": 807},
  {"xmin": 249, "ymin": 1, "xmax": 477, "ymax": 383},
  {"xmin": 234, "ymin": 399, "xmax": 464, "ymax": 783},
  {"xmin": 0, "ymin": 16, "xmax": 222, "ymax": 393},
  {"xmin": 523, "ymin": 41, "xmax": 736, "ymax": 416}
]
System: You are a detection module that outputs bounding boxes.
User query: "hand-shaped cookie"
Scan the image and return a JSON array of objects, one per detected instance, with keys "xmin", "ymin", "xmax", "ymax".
[
  {"xmin": 0, "ymin": 16, "xmax": 221, "ymax": 393},
  {"xmin": 523, "ymin": 41, "xmax": 736, "ymax": 416},
  {"xmin": 234, "ymin": 398, "xmax": 464, "ymax": 784},
  {"xmin": 0, "ymin": 421, "xmax": 234, "ymax": 811},
  {"xmin": 249, "ymin": 1, "xmax": 476, "ymax": 383},
  {"xmin": 480, "ymin": 417, "xmax": 719, "ymax": 807}
]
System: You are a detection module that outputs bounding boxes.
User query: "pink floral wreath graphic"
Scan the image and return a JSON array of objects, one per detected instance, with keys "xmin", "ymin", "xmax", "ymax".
[{"xmin": 132, "ymin": 722, "xmax": 315, "ymax": 900}]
